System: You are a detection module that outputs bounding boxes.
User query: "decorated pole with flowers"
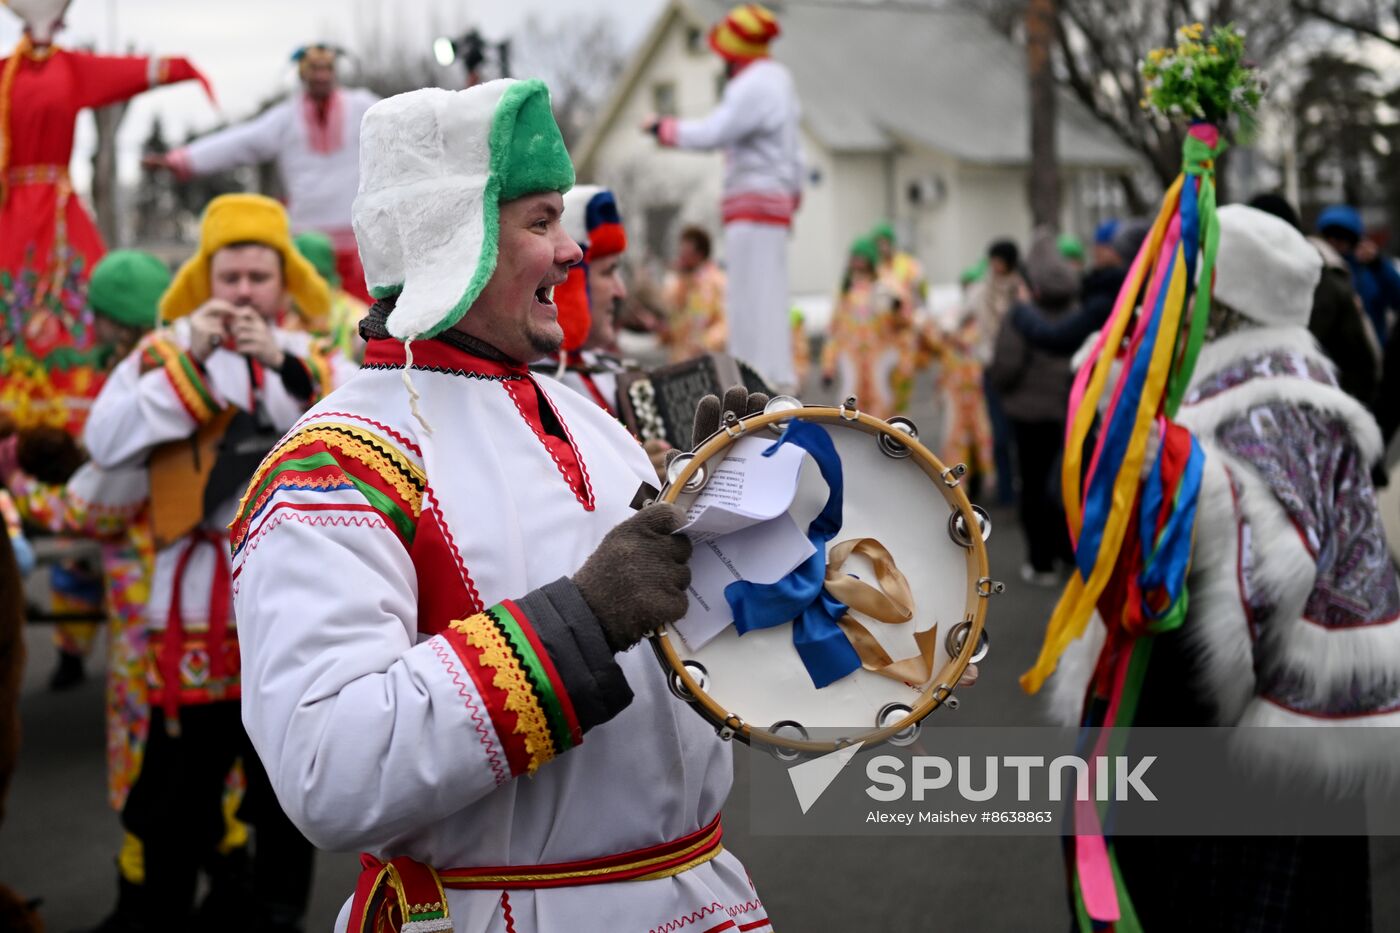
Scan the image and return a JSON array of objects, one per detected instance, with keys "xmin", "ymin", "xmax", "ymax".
[{"xmin": 1018, "ymin": 23, "xmax": 1263, "ymax": 931}]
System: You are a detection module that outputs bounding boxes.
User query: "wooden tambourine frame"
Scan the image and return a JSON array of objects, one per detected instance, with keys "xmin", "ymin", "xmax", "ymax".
[{"xmin": 653, "ymin": 400, "xmax": 1000, "ymax": 756}]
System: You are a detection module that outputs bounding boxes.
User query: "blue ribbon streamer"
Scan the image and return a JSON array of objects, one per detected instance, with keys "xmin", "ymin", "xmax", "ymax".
[
  {"xmin": 1076, "ymin": 177, "xmax": 1204, "ymax": 581},
  {"xmin": 1075, "ymin": 248, "xmax": 1177, "ymax": 578},
  {"xmin": 723, "ymin": 420, "xmax": 861, "ymax": 688},
  {"xmin": 1137, "ymin": 435, "xmax": 1204, "ymax": 620}
]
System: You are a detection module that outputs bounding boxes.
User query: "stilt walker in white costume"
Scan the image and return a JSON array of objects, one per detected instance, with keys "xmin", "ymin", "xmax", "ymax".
[
  {"xmin": 230, "ymin": 80, "xmax": 771, "ymax": 933},
  {"xmin": 646, "ymin": 3, "xmax": 802, "ymax": 392},
  {"xmin": 145, "ymin": 44, "xmax": 378, "ymax": 303}
]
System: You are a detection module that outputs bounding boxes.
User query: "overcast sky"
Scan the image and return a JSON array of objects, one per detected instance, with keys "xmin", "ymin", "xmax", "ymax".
[{"xmin": 1, "ymin": 0, "xmax": 668, "ymax": 191}]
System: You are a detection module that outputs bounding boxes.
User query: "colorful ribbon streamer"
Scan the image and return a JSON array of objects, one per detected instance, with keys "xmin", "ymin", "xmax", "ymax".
[{"xmin": 1018, "ymin": 124, "xmax": 1222, "ymax": 929}]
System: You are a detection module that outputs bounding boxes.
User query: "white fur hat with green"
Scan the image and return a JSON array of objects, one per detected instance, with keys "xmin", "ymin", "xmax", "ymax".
[{"xmin": 352, "ymin": 78, "xmax": 576, "ymax": 343}]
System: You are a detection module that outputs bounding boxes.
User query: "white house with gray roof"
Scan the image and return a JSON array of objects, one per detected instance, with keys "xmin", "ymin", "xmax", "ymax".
[{"xmin": 575, "ymin": 0, "xmax": 1141, "ymax": 300}]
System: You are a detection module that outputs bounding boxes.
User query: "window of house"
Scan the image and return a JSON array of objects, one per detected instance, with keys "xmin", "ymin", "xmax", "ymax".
[
  {"xmin": 652, "ymin": 81, "xmax": 677, "ymax": 117},
  {"xmin": 686, "ymin": 26, "xmax": 704, "ymax": 54},
  {"xmin": 645, "ymin": 204, "xmax": 682, "ymax": 262}
]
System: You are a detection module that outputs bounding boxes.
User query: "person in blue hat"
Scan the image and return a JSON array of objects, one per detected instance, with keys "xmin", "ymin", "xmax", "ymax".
[{"xmin": 1316, "ymin": 204, "xmax": 1400, "ymax": 346}]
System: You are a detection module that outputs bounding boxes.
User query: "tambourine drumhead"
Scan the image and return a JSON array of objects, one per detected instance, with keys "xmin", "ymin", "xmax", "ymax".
[{"xmin": 655, "ymin": 403, "xmax": 993, "ymax": 755}]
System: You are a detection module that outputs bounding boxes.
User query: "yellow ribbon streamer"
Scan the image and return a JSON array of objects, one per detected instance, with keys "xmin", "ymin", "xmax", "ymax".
[{"xmin": 1022, "ymin": 177, "xmax": 1192, "ymax": 694}]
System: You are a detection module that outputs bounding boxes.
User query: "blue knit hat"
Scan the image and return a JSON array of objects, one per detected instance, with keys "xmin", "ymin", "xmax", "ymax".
[{"xmin": 1316, "ymin": 205, "xmax": 1363, "ymax": 240}]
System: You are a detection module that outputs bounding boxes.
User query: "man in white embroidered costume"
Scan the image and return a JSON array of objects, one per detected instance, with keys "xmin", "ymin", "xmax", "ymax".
[
  {"xmin": 144, "ymin": 43, "xmax": 378, "ymax": 302},
  {"xmin": 230, "ymin": 80, "xmax": 770, "ymax": 933},
  {"xmin": 646, "ymin": 2, "xmax": 802, "ymax": 392},
  {"xmin": 84, "ymin": 193, "xmax": 350, "ymax": 932},
  {"xmin": 1046, "ymin": 205, "xmax": 1400, "ymax": 929}
]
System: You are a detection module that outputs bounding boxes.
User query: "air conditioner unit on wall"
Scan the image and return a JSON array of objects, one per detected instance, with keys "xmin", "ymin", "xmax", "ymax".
[{"xmin": 906, "ymin": 174, "xmax": 947, "ymax": 209}]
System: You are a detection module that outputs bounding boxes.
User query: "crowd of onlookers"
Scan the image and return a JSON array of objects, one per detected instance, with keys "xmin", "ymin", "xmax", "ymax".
[{"xmin": 808, "ymin": 194, "xmax": 1400, "ymax": 586}]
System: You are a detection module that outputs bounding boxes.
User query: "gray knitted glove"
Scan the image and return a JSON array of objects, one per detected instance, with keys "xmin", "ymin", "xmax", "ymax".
[
  {"xmin": 573, "ymin": 503, "xmax": 694, "ymax": 653},
  {"xmin": 666, "ymin": 385, "xmax": 771, "ymax": 473},
  {"xmin": 691, "ymin": 385, "xmax": 770, "ymax": 449}
]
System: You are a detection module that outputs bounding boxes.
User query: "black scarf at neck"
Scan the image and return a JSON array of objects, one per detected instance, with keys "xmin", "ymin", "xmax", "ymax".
[{"xmin": 359, "ymin": 301, "xmax": 514, "ymax": 363}]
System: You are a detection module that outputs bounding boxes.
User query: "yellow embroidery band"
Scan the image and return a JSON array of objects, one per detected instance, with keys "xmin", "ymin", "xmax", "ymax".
[{"xmin": 449, "ymin": 612, "xmax": 556, "ymax": 773}]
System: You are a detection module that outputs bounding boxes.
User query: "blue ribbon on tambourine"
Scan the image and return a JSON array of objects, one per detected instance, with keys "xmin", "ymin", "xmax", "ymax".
[{"xmin": 722, "ymin": 420, "xmax": 863, "ymax": 688}]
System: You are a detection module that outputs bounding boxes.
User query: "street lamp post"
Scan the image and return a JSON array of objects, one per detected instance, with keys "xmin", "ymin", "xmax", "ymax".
[{"xmin": 433, "ymin": 29, "xmax": 511, "ymax": 88}]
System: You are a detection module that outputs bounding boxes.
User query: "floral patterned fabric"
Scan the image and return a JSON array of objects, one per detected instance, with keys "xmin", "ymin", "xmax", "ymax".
[
  {"xmin": 10, "ymin": 473, "xmax": 152, "ymax": 809},
  {"xmin": 1190, "ymin": 354, "xmax": 1400, "ymax": 719}
]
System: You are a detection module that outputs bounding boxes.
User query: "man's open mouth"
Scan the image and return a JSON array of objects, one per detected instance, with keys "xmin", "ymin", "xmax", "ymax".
[{"xmin": 534, "ymin": 286, "xmax": 555, "ymax": 305}]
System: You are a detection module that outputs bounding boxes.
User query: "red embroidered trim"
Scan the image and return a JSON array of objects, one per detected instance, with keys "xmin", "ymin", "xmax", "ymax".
[
  {"xmin": 721, "ymin": 192, "xmax": 797, "ymax": 226},
  {"xmin": 537, "ymin": 382, "xmax": 596, "ymax": 510},
  {"xmin": 231, "ymin": 508, "xmax": 390, "ymax": 598},
  {"xmin": 423, "ymin": 486, "xmax": 483, "ymax": 615},
  {"xmin": 290, "ymin": 410, "xmax": 424, "ymax": 458},
  {"xmin": 441, "ymin": 622, "xmax": 534, "ymax": 776},
  {"xmin": 303, "ymin": 88, "xmax": 345, "ymax": 155},
  {"xmin": 499, "ymin": 599, "xmax": 583, "ymax": 747},
  {"xmin": 430, "ymin": 637, "xmax": 509, "ymax": 787},
  {"xmin": 649, "ymin": 896, "xmax": 768, "ymax": 933},
  {"xmin": 501, "ymin": 891, "xmax": 517, "ymax": 933},
  {"xmin": 649, "ymin": 903, "xmax": 725, "ymax": 933},
  {"xmin": 504, "ymin": 379, "xmax": 594, "ymax": 510},
  {"xmin": 363, "ymin": 338, "xmax": 527, "ymax": 378}
]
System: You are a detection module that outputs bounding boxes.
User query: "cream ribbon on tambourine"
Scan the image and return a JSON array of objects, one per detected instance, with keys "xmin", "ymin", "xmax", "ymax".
[{"xmin": 825, "ymin": 537, "xmax": 938, "ymax": 686}]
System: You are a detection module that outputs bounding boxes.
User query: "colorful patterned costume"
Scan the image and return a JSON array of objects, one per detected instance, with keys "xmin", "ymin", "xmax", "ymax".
[
  {"xmin": 926, "ymin": 318, "xmax": 994, "ymax": 487},
  {"xmin": 0, "ymin": 35, "xmax": 208, "ymax": 432},
  {"xmin": 821, "ymin": 277, "xmax": 910, "ymax": 420},
  {"xmin": 661, "ymin": 260, "xmax": 728, "ymax": 363},
  {"xmin": 6, "ymin": 463, "xmax": 151, "ymax": 808}
]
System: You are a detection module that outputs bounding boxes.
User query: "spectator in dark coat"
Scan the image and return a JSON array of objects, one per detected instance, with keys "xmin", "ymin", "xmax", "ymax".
[
  {"xmin": 987, "ymin": 231, "xmax": 1078, "ymax": 585},
  {"xmin": 1251, "ymin": 194, "xmax": 1380, "ymax": 404},
  {"xmin": 1007, "ymin": 220, "xmax": 1150, "ymax": 356},
  {"xmin": 1316, "ymin": 203, "xmax": 1400, "ymax": 347}
]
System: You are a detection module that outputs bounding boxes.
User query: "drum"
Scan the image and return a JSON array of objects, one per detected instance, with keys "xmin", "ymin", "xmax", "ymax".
[{"xmin": 655, "ymin": 395, "xmax": 1001, "ymax": 756}]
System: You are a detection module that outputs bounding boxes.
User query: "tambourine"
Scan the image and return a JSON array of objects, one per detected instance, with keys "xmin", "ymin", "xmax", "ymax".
[{"xmin": 654, "ymin": 395, "xmax": 1001, "ymax": 757}]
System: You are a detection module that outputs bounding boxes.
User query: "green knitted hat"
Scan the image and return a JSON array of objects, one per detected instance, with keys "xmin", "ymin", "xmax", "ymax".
[
  {"xmin": 293, "ymin": 231, "xmax": 340, "ymax": 289},
  {"xmin": 1057, "ymin": 233, "xmax": 1086, "ymax": 262},
  {"xmin": 87, "ymin": 250, "xmax": 171, "ymax": 330},
  {"xmin": 849, "ymin": 235, "xmax": 880, "ymax": 269}
]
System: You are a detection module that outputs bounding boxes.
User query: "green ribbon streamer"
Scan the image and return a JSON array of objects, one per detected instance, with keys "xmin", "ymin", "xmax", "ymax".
[{"xmin": 1166, "ymin": 131, "xmax": 1226, "ymax": 416}]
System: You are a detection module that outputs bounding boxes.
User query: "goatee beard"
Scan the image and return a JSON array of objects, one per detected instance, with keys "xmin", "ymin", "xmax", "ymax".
[{"xmin": 528, "ymin": 330, "xmax": 563, "ymax": 357}]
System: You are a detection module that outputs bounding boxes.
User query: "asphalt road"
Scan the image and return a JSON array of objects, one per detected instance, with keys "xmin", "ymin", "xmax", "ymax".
[{"xmin": 3, "ymin": 365, "xmax": 1397, "ymax": 931}]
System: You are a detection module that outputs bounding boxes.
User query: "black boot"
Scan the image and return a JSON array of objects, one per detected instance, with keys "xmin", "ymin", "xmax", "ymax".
[
  {"xmin": 73, "ymin": 875, "xmax": 146, "ymax": 933},
  {"xmin": 49, "ymin": 649, "xmax": 86, "ymax": 691},
  {"xmin": 196, "ymin": 846, "xmax": 256, "ymax": 933}
]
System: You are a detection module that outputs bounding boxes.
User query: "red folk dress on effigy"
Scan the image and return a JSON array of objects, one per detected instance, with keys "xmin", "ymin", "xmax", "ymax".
[{"xmin": 0, "ymin": 37, "xmax": 208, "ymax": 432}]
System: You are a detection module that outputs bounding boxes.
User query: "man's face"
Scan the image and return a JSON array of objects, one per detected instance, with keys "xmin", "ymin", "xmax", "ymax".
[
  {"xmin": 1092, "ymin": 243, "xmax": 1120, "ymax": 270},
  {"xmin": 209, "ymin": 245, "xmax": 285, "ymax": 321},
  {"xmin": 1323, "ymin": 233, "xmax": 1356, "ymax": 257},
  {"xmin": 585, "ymin": 253, "xmax": 627, "ymax": 350},
  {"xmin": 94, "ymin": 316, "xmax": 142, "ymax": 362},
  {"xmin": 458, "ymin": 192, "xmax": 582, "ymax": 360},
  {"xmin": 676, "ymin": 238, "xmax": 703, "ymax": 273},
  {"xmin": 876, "ymin": 237, "xmax": 894, "ymax": 261},
  {"xmin": 988, "ymin": 257, "xmax": 1012, "ymax": 278},
  {"xmin": 303, "ymin": 59, "xmax": 338, "ymax": 100}
]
